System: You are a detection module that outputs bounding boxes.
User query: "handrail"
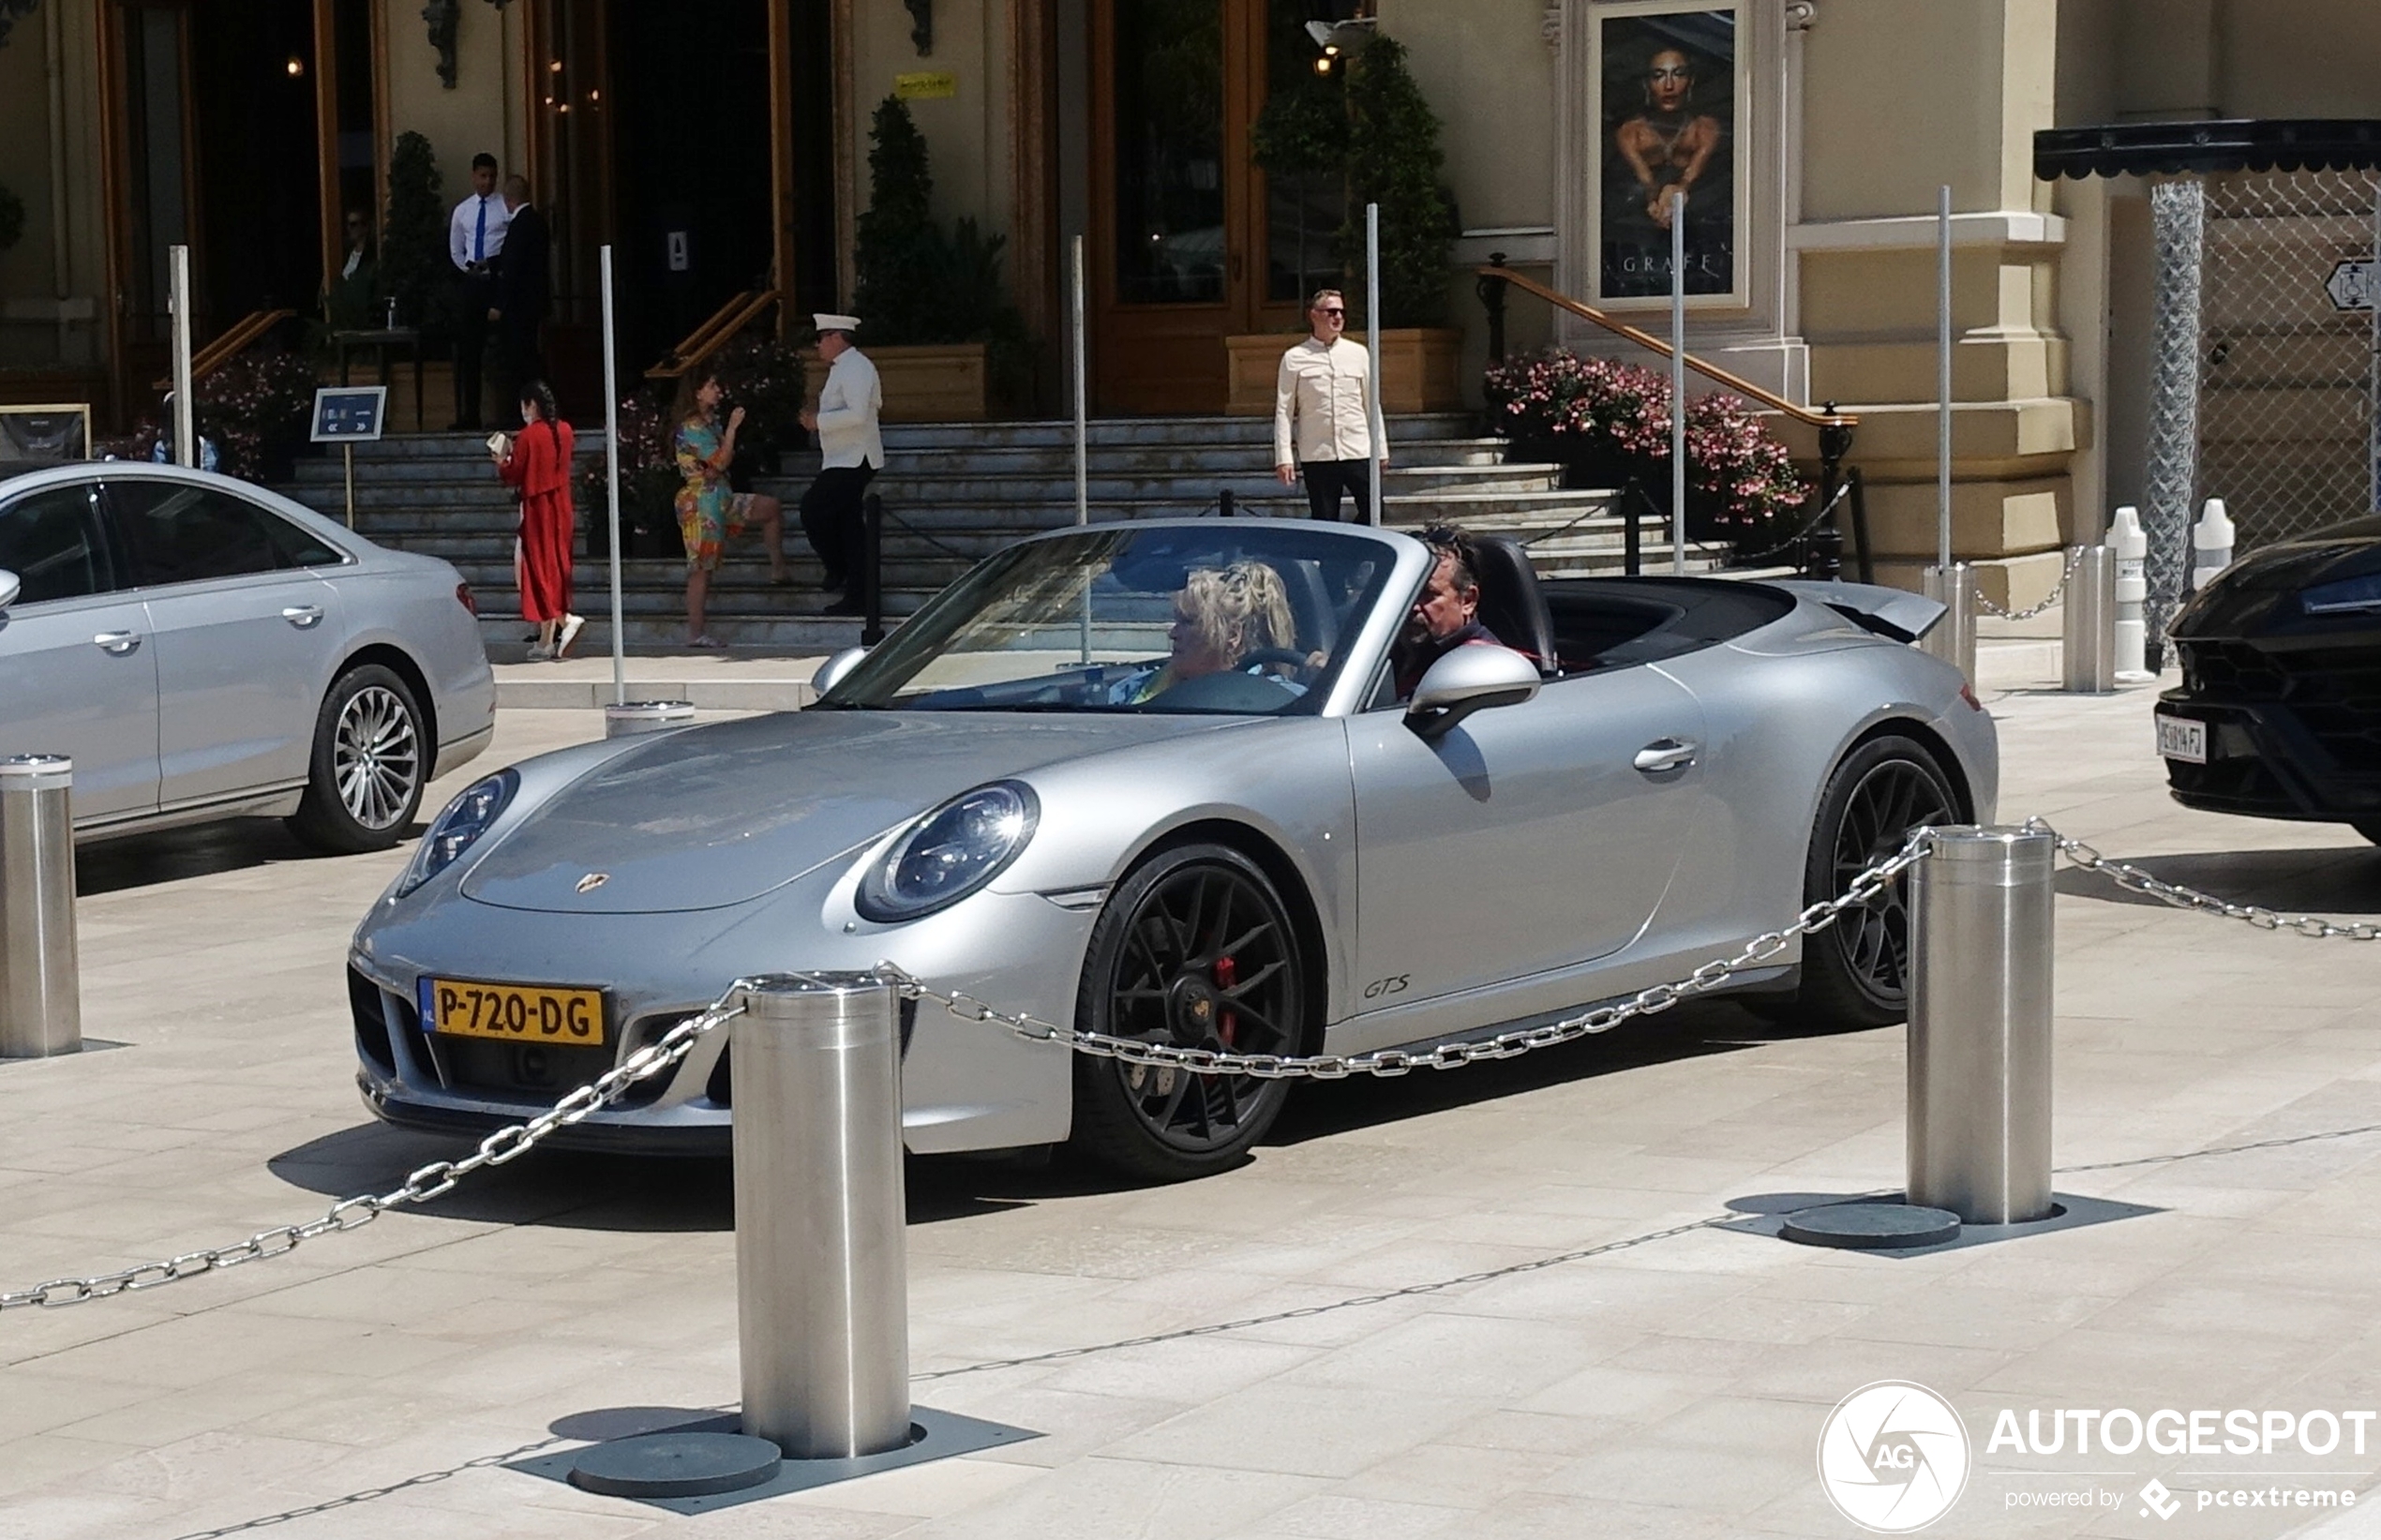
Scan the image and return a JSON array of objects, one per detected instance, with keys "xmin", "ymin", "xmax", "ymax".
[
  {"xmin": 1476, "ymin": 266, "xmax": 1855, "ymax": 428},
  {"xmin": 150, "ymin": 308, "xmax": 296, "ymax": 392},
  {"xmin": 646, "ymin": 290, "xmax": 782, "ymax": 381}
]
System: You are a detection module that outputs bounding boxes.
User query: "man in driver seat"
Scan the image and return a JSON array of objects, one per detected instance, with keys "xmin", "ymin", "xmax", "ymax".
[{"xmin": 1392, "ymin": 524, "xmax": 1506, "ymax": 699}]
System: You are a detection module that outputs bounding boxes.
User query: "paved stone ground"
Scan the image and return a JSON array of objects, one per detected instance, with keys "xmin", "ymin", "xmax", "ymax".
[{"xmin": 4, "ymin": 676, "xmax": 2380, "ymax": 1540}]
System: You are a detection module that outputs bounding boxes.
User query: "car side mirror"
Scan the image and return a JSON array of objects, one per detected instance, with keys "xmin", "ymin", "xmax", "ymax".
[
  {"xmin": 1403, "ymin": 645, "xmax": 1540, "ymax": 743},
  {"xmin": 811, "ymin": 645, "xmax": 868, "ymax": 699},
  {"xmin": 0, "ymin": 570, "xmax": 17, "ymax": 611}
]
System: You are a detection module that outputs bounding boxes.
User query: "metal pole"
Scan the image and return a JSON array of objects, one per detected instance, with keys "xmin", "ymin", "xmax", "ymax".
[
  {"xmin": 732, "ymin": 973, "xmax": 910, "ymax": 1460},
  {"xmin": 861, "ymin": 493, "xmax": 886, "ymax": 647},
  {"xmin": 1071, "ymin": 234, "xmax": 1087, "ymax": 528},
  {"xmin": 2060, "ymin": 545, "xmax": 2116, "ymax": 694},
  {"xmin": 0, "ymin": 755, "xmax": 80, "ymax": 1059},
  {"xmin": 170, "ymin": 246, "xmax": 195, "ymax": 470},
  {"xmin": 600, "ymin": 247, "xmax": 627, "ymax": 704},
  {"xmin": 2144, "ymin": 180, "xmax": 2206, "ymax": 672},
  {"xmin": 1937, "ymin": 185, "xmax": 1953, "ymax": 572},
  {"xmin": 604, "ymin": 701, "xmax": 696, "ymax": 738},
  {"xmin": 342, "ymin": 443, "xmax": 356, "ymax": 530},
  {"xmin": 1908, "ymin": 826, "xmax": 2056, "ymax": 1225},
  {"xmin": 1921, "ymin": 561, "xmax": 1977, "ymax": 685},
  {"xmin": 1366, "ymin": 202, "xmax": 1384, "ymax": 529},
  {"xmin": 1670, "ymin": 190, "xmax": 1686, "ymax": 576}
]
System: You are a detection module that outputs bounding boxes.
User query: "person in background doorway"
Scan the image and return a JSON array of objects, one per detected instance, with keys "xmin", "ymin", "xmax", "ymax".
[
  {"xmin": 799, "ymin": 313, "xmax": 885, "ymax": 617},
  {"xmin": 149, "ymin": 393, "xmax": 218, "ymax": 474},
  {"xmin": 446, "ymin": 152, "xmax": 510, "ymax": 431},
  {"xmin": 1274, "ymin": 288, "xmax": 1387, "ymax": 522},
  {"xmin": 672, "ymin": 368, "xmax": 789, "ymax": 649},
  {"xmin": 494, "ymin": 379, "xmax": 582, "ymax": 661},
  {"xmin": 491, "ymin": 175, "xmax": 549, "ymax": 411},
  {"xmin": 323, "ymin": 209, "xmax": 378, "ymax": 332}
]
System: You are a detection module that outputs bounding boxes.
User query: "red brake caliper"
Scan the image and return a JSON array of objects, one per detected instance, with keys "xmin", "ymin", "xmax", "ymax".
[{"xmin": 1212, "ymin": 954, "xmax": 1238, "ymax": 1047}]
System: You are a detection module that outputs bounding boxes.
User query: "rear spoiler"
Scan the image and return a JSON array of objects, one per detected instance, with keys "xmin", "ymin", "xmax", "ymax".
[{"xmin": 1771, "ymin": 580, "xmax": 1945, "ymax": 644}]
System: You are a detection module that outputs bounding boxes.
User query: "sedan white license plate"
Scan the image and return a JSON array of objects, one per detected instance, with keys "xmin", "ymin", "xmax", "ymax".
[{"xmin": 2156, "ymin": 714, "xmax": 2208, "ymax": 765}]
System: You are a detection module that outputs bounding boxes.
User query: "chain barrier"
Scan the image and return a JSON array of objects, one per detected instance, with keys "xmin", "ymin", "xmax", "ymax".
[
  {"xmin": 1974, "ymin": 542, "xmax": 2087, "ymax": 622},
  {"xmin": 0, "ymin": 993, "xmax": 752, "ymax": 1311},
  {"xmin": 2029, "ymin": 819, "xmax": 2381, "ymax": 940},
  {"xmin": 881, "ymin": 827, "xmax": 1936, "ymax": 1082},
  {"xmin": 12, "ymin": 812, "xmax": 2377, "ymax": 1312},
  {"xmin": 1725, "ymin": 480, "xmax": 1853, "ymax": 566}
]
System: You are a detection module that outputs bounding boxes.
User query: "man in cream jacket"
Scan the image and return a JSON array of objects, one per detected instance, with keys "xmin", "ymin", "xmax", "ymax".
[
  {"xmin": 1273, "ymin": 288, "xmax": 1387, "ymax": 521},
  {"xmin": 799, "ymin": 313, "xmax": 886, "ymax": 615}
]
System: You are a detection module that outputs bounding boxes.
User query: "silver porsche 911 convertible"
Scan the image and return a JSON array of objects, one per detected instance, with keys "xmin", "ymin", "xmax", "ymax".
[{"xmin": 350, "ymin": 518, "xmax": 1995, "ymax": 1179}]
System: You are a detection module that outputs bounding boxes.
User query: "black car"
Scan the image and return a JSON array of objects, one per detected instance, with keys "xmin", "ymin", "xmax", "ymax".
[{"xmin": 2158, "ymin": 516, "xmax": 2381, "ymax": 842}]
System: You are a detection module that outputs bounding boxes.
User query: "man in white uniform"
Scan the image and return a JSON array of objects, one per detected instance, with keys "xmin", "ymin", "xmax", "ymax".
[
  {"xmin": 798, "ymin": 313, "xmax": 885, "ymax": 616},
  {"xmin": 1273, "ymin": 288, "xmax": 1387, "ymax": 521}
]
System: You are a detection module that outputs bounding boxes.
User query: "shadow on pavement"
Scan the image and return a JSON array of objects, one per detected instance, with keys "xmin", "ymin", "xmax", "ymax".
[
  {"xmin": 264, "ymin": 998, "xmax": 1879, "ymax": 1229},
  {"xmin": 1265, "ymin": 995, "xmax": 1865, "ymax": 1146},
  {"xmin": 2056, "ymin": 842, "xmax": 2381, "ymax": 914},
  {"xmin": 74, "ymin": 815, "xmax": 424, "ymax": 895}
]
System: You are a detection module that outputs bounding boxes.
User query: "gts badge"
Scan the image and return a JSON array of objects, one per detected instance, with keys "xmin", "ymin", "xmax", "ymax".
[{"xmin": 1363, "ymin": 974, "xmax": 1411, "ymax": 1000}]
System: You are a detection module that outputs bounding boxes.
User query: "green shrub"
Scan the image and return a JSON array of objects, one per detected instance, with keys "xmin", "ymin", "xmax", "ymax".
[{"xmin": 382, "ymin": 132, "xmax": 452, "ymax": 338}]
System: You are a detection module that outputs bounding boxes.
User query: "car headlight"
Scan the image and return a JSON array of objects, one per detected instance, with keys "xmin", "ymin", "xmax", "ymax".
[
  {"xmin": 394, "ymin": 769, "xmax": 518, "ymax": 898},
  {"xmin": 857, "ymin": 781, "xmax": 1039, "ymax": 922},
  {"xmin": 2300, "ymin": 571, "xmax": 2381, "ymax": 616}
]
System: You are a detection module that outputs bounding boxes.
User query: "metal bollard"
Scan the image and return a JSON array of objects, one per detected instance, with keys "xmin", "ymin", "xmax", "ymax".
[
  {"xmin": 1, "ymin": 755, "xmax": 81, "ymax": 1058},
  {"xmin": 1920, "ymin": 562, "xmax": 1977, "ymax": 685},
  {"xmin": 732, "ymin": 973, "xmax": 910, "ymax": 1460},
  {"xmin": 2060, "ymin": 545, "xmax": 2116, "ymax": 693},
  {"xmin": 604, "ymin": 700, "xmax": 696, "ymax": 738},
  {"xmin": 1908, "ymin": 826, "xmax": 2055, "ymax": 1224}
]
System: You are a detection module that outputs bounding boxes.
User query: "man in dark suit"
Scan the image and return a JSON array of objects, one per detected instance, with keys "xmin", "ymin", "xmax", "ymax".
[{"xmin": 491, "ymin": 174, "xmax": 550, "ymax": 403}]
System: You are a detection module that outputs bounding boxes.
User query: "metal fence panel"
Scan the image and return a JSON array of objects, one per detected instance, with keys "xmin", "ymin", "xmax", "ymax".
[{"xmin": 2193, "ymin": 170, "xmax": 2378, "ymax": 551}]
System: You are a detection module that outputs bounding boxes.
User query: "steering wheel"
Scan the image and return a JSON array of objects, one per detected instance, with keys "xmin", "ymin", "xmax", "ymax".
[{"xmin": 1237, "ymin": 647, "xmax": 1312, "ymax": 679}]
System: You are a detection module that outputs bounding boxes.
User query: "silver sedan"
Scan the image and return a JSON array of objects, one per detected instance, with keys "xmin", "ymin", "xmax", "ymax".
[
  {"xmin": 0, "ymin": 461, "xmax": 495, "ymax": 851},
  {"xmin": 351, "ymin": 518, "xmax": 1995, "ymax": 1180}
]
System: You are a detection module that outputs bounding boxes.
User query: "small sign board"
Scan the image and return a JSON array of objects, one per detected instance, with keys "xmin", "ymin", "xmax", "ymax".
[
  {"xmin": 2325, "ymin": 259, "xmax": 2374, "ymax": 312},
  {"xmin": 894, "ymin": 71, "xmax": 957, "ymax": 99},
  {"xmin": 310, "ymin": 385, "xmax": 387, "ymax": 443}
]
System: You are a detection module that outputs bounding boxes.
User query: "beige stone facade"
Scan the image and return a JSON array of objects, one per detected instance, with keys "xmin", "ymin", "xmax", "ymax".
[{"xmin": 6, "ymin": 1, "xmax": 2381, "ymax": 591}]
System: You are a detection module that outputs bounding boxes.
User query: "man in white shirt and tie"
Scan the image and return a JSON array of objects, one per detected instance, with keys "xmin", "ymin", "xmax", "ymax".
[
  {"xmin": 1273, "ymin": 288, "xmax": 1387, "ymax": 521},
  {"xmin": 798, "ymin": 313, "xmax": 885, "ymax": 617},
  {"xmin": 446, "ymin": 152, "xmax": 511, "ymax": 430}
]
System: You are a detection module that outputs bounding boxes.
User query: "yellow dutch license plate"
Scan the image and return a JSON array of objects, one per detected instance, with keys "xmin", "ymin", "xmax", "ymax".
[{"xmin": 420, "ymin": 979, "xmax": 606, "ymax": 1046}]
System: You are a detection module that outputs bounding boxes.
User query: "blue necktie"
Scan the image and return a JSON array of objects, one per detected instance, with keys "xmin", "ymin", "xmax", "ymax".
[{"xmin": 473, "ymin": 199, "xmax": 487, "ymax": 263}]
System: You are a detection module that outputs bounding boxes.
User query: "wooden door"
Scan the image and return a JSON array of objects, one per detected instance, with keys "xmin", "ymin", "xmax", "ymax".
[{"xmin": 1090, "ymin": 0, "xmax": 1329, "ymax": 414}]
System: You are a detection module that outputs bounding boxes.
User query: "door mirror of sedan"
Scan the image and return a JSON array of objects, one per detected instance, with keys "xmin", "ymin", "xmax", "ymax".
[
  {"xmin": 811, "ymin": 645, "xmax": 869, "ymax": 699},
  {"xmin": 0, "ymin": 570, "xmax": 17, "ymax": 611},
  {"xmin": 1404, "ymin": 644, "xmax": 1541, "ymax": 743}
]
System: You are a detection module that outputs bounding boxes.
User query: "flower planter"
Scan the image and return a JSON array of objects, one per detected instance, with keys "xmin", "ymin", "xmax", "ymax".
[
  {"xmin": 1223, "ymin": 328, "xmax": 1466, "ymax": 417},
  {"xmin": 805, "ymin": 342, "xmax": 989, "ymax": 424}
]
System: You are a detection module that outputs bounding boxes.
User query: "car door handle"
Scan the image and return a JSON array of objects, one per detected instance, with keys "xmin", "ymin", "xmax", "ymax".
[
  {"xmin": 282, "ymin": 605, "xmax": 324, "ymax": 629},
  {"xmin": 93, "ymin": 630, "xmax": 142, "ymax": 656},
  {"xmin": 1633, "ymin": 738, "xmax": 1699, "ymax": 774}
]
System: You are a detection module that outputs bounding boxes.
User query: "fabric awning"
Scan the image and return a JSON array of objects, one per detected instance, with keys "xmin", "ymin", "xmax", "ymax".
[{"xmin": 2035, "ymin": 119, "xmax": 2381, "ymax": 180}]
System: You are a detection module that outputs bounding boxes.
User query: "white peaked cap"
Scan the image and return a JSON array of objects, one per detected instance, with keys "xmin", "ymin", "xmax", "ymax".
[{"xmin": 813, "ymin": 313, "xmax": 862, "ymax": 333}]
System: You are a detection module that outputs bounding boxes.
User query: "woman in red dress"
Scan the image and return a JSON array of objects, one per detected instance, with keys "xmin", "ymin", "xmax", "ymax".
[{"xmin": 495, "ymin": 380, "xmax": 583, "ymax": 660}]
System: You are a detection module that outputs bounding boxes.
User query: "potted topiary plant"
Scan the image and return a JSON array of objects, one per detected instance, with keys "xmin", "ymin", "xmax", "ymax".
[
  {"xmin": 1232, "ymin": 32, "xmax": 1463, "ymax": 415},
  {"xmin": 845, "ymin": 97, "xmax": 1033, "ymax": 420}
]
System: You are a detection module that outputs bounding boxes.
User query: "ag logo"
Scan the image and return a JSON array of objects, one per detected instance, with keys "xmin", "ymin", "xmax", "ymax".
[{"xmin": 1817, "ymin": 1381, "xmax": 1971, "ymax": 1533}]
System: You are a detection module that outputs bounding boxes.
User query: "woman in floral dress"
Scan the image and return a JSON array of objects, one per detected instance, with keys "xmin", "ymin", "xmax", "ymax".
[{"xmin": 672, "ymin": 370, "xmax": 787, "ymax": 648}]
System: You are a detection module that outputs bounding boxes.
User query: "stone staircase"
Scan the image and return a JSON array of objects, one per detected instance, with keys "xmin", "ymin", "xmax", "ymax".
[{"xmin": 277, "ymin": 414, "xmax": 1717, "ymax": 652}]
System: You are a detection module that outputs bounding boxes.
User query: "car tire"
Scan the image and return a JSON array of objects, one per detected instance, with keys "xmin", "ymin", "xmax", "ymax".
[
  {"xmin": 288, "ymin": 664, "xmax": 428, "ymax": 855},
  {"xmin": 1067, "ymin": 842, "xmax": 1311, "ymax": 1183},
  {"xmin": 1772, "ymin": 734, "xmax": 1960, "ymax": 1030}
]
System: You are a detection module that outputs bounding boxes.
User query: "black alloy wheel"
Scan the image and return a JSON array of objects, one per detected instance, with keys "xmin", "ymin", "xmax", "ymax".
[
  {"xmin": 1068, "ymin": 843, "xmax": 1310, "ymax": 1182},
  {"xmin": 1779, "ymin": 735, "xmax": 1960, "ymax": 1028}
]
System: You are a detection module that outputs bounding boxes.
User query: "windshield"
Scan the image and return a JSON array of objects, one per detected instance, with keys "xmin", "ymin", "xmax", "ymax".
[{"xmin": 821, "ymin": 523, "xmax": 1400, "ymax": 713}]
